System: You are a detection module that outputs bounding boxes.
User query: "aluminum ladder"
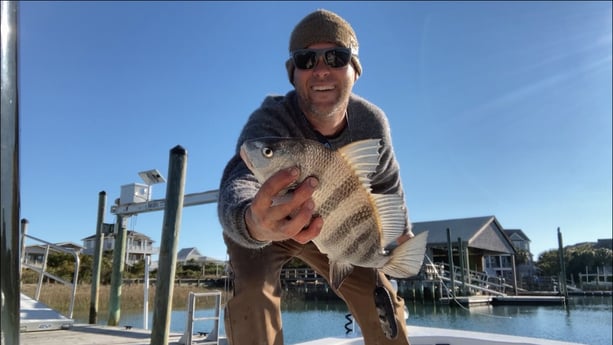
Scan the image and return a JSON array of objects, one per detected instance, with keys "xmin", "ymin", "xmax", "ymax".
[{"xmin": 179, "ymin": 291, "xmax": 222, "ymax": 345}]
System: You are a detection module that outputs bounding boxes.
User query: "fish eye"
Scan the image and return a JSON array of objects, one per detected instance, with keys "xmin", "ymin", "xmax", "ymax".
[{"xmin": 262, "ymin": 147, "xmax": 273, "ymax": 158}]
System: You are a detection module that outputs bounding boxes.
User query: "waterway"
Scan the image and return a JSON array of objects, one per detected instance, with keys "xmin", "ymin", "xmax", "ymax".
[{"xmin": 76, "ymin": 295, "xmax": 612, "ymax": 345}]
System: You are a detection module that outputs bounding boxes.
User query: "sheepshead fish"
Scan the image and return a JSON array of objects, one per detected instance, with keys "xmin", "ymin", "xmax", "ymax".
[{"xmin": 240, "ymin": 137, "xmax": 428, "ymax": 289}]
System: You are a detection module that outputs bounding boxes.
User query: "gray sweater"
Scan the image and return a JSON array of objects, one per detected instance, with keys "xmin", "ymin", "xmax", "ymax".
[{"xmin": 217, "ymin": 90, "xmax": 410, "ymax": 248}]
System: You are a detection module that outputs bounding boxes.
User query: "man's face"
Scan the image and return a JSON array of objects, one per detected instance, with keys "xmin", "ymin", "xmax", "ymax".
[{"xmin": 293, "ymin": 43, "xmax": 357, "ymax": 121}]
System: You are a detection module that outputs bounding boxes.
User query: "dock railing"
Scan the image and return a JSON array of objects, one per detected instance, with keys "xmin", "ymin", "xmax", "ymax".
[
  {"xmin": 20, "ymin": 233, "xmax": 80, "ymax": 318},
  {"xmin": 426, "ymin": 262, "xmax": 509, "ymax": 296}
]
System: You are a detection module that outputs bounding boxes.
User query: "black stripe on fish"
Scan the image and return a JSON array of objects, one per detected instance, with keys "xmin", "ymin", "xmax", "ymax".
[
  {"xmin": 318, "ymin": 177, "xmax": 360, "ymax": 217},
  {"xmin": 336, "ymin": 206, "xmax": 374, "ymax": 258}
]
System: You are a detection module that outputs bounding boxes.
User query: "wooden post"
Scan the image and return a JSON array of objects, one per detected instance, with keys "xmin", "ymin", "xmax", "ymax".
[
  {"xmin": 557, "ymin": 227, "xmax": 568, "ymax": 298},
  {"xmin": 151, "ymin": 146, "xmax": 187, "ymax": 345},
  {"xmin": 511, "ymin": 254, "xmax": 518, "ymax": 295},
  {"xmin": 108, "ymin": 214, "xmax": 127, "ymax": 326},
  {"xmin": 20, "ymin": 219, "xmax": 29, "ymax": 282},
  {"xmin": 458, "ymin": 238, "xmax": 466, "ymax": 296},
  {"xmin": 446, "ymin": 228, "xmax": 455, "ymax": 297},
  {"xmin": 464, "ymin": 245, "xmax": 470, "ymax": 294},
  {"xmin": 89, "ymin": 191, "xmax": 106, "ymax": 324}
]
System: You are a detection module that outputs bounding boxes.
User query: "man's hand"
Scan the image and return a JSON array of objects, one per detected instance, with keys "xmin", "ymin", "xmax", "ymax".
[{"xmin": 245, "ymin": 167, "xmax": 323, "ymax": 244}]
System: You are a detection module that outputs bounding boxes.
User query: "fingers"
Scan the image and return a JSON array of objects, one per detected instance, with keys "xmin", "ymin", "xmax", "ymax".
[
  {"xmin": 292, "ymin": 216, "xmax": 323, "ymax": 244},
  {"xmin": 251, "ymin": 167, "xmax": 300, "ymax": 214},
  {"xmin": 245, "ymin": 167, "xmax": 322, "ymax": 243}
]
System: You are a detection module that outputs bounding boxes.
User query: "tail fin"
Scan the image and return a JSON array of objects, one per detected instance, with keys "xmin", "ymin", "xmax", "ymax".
[{"xmin": 380, "ymin": 231, "xmax": 428, "ymax": 278}]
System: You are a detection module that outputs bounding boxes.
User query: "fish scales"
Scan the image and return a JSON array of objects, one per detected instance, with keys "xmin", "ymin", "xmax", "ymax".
[
  {"xmin": 298, "ymin": 143, "xmax": 382, "ymax": 264},
  {"xmin": 240, "ymin": 137, "xmax": 428, "ymax": 289}
]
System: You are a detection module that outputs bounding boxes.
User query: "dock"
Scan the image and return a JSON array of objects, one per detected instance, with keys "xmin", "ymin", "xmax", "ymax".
[
  {"xmin": 20, "ymin": 324, "xmax": 186, "ymax": 345},
  {"xmin": 440, "ymin": 295, "xmax": 566, "ymax": 307}
]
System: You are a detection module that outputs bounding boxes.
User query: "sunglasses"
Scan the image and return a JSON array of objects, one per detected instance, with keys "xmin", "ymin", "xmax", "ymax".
[{"xmin": 291, "ymin": 47, "xmax": 353, "ymax": 70}]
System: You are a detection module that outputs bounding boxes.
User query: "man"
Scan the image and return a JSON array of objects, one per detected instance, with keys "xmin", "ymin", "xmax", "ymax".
[{"xmin": 218, "ymin": 9, "xmax": 413, "ymax": 345}]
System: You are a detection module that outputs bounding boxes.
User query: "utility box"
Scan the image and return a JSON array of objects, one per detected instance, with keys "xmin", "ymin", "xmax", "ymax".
[{"xmin": 120, "ymin": 183, "xmax": 150, "ymax": 204}]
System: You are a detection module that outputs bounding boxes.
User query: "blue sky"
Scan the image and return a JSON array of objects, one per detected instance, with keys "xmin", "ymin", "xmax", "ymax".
[{"xmin": 18, "ymin": 1, "xmax": 611, "ymax": 262}]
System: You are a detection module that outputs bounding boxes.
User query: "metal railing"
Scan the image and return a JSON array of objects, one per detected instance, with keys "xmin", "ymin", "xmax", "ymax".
[
  {"xmin": 179, "ymin": 291, "xmax": 223, "ymax": 345},
  {"xmin": 20, "ymin": 233, "xmax": 80, "ymax": 318}
]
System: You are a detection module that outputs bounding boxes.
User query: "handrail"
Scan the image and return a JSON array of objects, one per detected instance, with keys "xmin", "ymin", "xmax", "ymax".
[
  {"xmin": 21, "ymin": 233, "xmax": 80, "ymax": 318},
  {"xmin": 179, "ymin": 291, "xmax": 222, "ymax": 345}
]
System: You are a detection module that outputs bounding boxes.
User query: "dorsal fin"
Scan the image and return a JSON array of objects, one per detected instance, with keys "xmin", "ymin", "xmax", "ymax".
[{"xmin": 337, "ymin": 139, "xmax": 382, "ymax": 192}]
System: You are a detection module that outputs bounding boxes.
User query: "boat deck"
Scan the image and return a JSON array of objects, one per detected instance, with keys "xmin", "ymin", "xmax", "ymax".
[{"xmin": 20, "ymin": 324, "xmax": 587, "ymax": 345}]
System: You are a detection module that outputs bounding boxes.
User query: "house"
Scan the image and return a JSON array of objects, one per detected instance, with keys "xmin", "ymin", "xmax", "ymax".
[
  {"xmin": 411, "ymin": 215, "xmax": 517, "ymax": 281},
  {"xmin": 504, "ymin": 229, "xmax": 532, "ymax": 253},
  {"xmin": 177, "ymin": 247, "xmax": 226, "ymax": 266},
  {"xmin": 23, "ymin": 242, "xmax": 84, "ymax": 267},
  {"xmin": 596, "ymin": 238, "xmax": 613, "ymax": 249},
  {"xmin": 177, "ymin": 247, "xmax": 203, "ymax": 264},
  {"xmin": 81, "ymin": 223, "xmax": 158, "ymax": 266},
  {"xmin": 503, "ymin": 229, "xmax": 536, "ymax": 277}
]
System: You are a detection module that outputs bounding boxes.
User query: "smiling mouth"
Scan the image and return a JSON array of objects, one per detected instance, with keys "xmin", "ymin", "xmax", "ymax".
[{"xmin": 312, "ymin": 85, "xmax": 334, "ymax": 91}]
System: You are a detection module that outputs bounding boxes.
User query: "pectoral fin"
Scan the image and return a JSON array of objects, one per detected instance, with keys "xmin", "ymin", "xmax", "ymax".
[{"xmin": 330, "ymin": 261, "xmax": 354, "ymax": 290}]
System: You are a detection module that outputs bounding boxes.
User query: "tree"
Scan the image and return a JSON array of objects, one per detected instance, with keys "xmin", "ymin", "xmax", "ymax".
[
  {"xmin": 515, "ymin": 249, "xmax": 532, "ymax": 265},
  {"xmin": 536, "ymin": 243, "xmax": 612, "ymax": 283}
]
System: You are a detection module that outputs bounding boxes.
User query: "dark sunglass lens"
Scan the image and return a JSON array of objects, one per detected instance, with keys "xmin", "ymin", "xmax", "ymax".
[
  {"xmin": 325, "ymin": 49, "xmax": 351, "ymax": 68},
  {"xmin": 293, "ymin": 51, "xmax": 317, "ymax": 69}
]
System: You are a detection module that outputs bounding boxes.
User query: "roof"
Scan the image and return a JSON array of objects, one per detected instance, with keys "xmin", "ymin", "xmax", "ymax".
[
  {"xmin": 177, "ymin": 247, "xmax": 201, "ymax": 261},
  {"xmin": 81, "ymin": 230, "xmax": 154, "ymax": 241},
  {"xmin": 412, "ymin": 215, "xmax": 516, "ymax": 255},
  {"xmin": 504, "ymin": 229, "xmax": 531, "ymax": 242}
]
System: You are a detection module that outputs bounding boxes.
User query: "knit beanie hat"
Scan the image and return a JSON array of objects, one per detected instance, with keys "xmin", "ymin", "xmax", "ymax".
[{"xmin": 285, "ymin": 9, "xmax": 362, "ymax": 84}]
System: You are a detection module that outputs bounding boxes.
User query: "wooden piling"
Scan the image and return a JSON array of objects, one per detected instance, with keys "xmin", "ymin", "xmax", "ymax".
[
  {"xmin": 151, "ymin": 146, "xmax": 187, "ymax": 345},
  {"xmin": 108, "ymin": 214, "xmax": 127, "ymax": 326},
  {"xmin": 20, "ymin": 219, "xmax": 29, "ymax": 282},
  {"xmin": 458, "ymin": 238, "xmax": 466, "ymax": 295},
  {"xmin": 89, "ymin": 191, "xmax": 106, "ymax": 324},
  {"xmin": 446, "ymin": 228, "xmax": 455, "ymax": 297}
]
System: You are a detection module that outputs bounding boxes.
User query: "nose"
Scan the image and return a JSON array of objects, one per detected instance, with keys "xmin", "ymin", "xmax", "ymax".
[{"xmin": 312, "ymin": 56, "xmax": 330, "ymax": 77}]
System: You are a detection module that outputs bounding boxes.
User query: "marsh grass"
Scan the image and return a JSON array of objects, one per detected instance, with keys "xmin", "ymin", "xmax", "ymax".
[{"xmin": 21, "ymin": 283, "xmax": 226, "ymax": 317}]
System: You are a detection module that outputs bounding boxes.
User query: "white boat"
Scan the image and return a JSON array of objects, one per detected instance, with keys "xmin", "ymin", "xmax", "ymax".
[{"xmin": 295, "ymin": 325, "xmax": 585, "ymax": 345}]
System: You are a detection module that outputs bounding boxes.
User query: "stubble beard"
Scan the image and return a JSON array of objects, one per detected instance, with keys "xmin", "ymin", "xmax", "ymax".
[{"xmin": 300, "ymin": 85, "xmax": 351, "ymax": 122}]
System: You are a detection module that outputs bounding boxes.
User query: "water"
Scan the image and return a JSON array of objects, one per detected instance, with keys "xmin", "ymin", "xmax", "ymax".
[{"xmin": 79, "ymin": 295, "xmax": 612, "ymax": 345}]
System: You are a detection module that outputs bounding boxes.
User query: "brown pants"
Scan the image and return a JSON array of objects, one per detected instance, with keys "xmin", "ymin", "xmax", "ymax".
[{"xmin": 223, "ymin": 236, "xmax": 411, "ymax": 345}]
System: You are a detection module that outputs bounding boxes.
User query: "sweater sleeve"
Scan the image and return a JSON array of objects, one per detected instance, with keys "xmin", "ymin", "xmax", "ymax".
[{"xmin": 217, "ymin": 94, "xmax": 302, "ymax": 248}]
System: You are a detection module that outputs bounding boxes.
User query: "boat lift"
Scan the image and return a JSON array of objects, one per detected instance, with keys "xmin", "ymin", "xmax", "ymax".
[{"xmin": 95, "ymin": 149, "xmax": 222, "ymax": 345}]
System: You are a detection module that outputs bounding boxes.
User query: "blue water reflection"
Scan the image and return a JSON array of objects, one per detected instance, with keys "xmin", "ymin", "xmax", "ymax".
[{"xmin": 101, "ymin": 295, "xmax": 612, "ymax": 345}]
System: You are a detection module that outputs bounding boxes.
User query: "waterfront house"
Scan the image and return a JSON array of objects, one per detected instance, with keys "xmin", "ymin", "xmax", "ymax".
[
  {"xmin": 411, "ymin": 215, "xmax": 518, "ymax": 290},
  {"xmin": 23, "ymin": 242, "xmax": 84, "ymax": 267},
  {"xmin": 81, "ymin": 223, "xmax": 158, "ymax": 266},
  {"xmin": 177, "ymin": 247, "xmax": 226, "ymax": 265},
  {"xmin": 503, "ymin": 229, "xmax": 537, "ymax": 277}
]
